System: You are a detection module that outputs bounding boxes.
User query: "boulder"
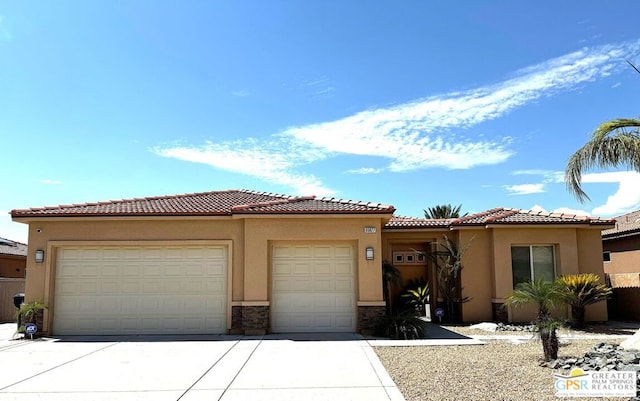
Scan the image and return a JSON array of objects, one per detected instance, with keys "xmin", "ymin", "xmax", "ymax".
[
  {"xmin": 620, "ymin": 328, "xmax": 640, "ymax": 351},
  {"xmin": 469, "ymin": 322, "xmax": 498, "ymax": 332}
]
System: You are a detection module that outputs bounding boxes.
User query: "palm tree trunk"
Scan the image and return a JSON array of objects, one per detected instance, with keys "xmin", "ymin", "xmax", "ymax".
[{"xmin": 541, "ymin": 328, "xmax": 559, "ymax": 361}]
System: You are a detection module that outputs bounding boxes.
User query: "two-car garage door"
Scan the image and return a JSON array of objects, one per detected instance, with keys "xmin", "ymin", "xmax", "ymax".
[
  {"xmin": 53, "ymin": 245, "xmax": 227, "ymax": 335},
  {"xmin": 271, "ymin": 244, "xmax": 356, "ymax": 332}
]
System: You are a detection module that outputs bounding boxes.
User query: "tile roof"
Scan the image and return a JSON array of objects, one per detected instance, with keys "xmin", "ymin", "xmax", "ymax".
[
  {"xmin": 384, "ymin": 208, "xmax": 615, "ymax": 229},
  {"xmin": 602, "ymin": 209, "xmax": 640, "ymax": 240},
  {"xmin": 10, "ymin": 190, "xmax": 395, "ymax": 218},
  {"xmin": 0, "ymin": 237, "xmax": 27, "ymax": 257}
]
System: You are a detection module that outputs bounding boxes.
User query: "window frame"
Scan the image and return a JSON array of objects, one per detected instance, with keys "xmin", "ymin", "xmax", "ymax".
[
  {"xmin": 511, "ymin": 244, "xmax": 556, "ymax": 287},
  {"xmin": 603, "ymin": 251, "xmax": 611, "ymax": 263}
]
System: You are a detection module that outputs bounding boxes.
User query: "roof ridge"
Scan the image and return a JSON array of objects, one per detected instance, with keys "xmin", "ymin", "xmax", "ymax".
[
  {"xmin": 452, "ymin": 207, "xmax": 505, "ymax": 224},
  {"xmin": 231, "ymin": 196, "xmax": 312, "ymax": 211},
  {"xmin": 318, "ymin": 196, "xmax": 393, "ymax": 210}
]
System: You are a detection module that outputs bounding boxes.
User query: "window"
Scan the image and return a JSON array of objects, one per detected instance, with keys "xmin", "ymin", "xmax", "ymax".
[
  {"xmin": 603, "ymin": 251, "xmax": 611, "ymax": 262},
  {"xmin": 511, "ymin": 245, "xmax": 555, "ymax": 287}
]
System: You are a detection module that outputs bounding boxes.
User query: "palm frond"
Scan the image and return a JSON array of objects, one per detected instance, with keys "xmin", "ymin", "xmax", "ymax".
[{"xmin": 565, "ymin": 118, "xmax": 640, "ymax": 202}]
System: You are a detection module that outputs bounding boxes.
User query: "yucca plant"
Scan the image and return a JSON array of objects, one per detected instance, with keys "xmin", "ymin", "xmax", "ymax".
[{"xmin": 556, "ymin": 274, "xmax": 612, "ymax": 328}]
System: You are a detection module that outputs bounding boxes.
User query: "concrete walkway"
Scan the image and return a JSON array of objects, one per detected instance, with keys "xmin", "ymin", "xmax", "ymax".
[{"xmin": 0, "ymin": 325, "xmax": 404, "ymax": 401}]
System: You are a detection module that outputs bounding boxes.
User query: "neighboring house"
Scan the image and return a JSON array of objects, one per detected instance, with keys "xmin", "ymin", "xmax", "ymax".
[
  {"xmin": 602, "ymin": 209, "xmax": 640, "ymax": 321},
  {"xmin": 10, "ymin": 190, "xmax": 614, "ymax": 336},
  {"xmin": 0, "ymin": 237, "xmax": 27, "ymax": 278}
]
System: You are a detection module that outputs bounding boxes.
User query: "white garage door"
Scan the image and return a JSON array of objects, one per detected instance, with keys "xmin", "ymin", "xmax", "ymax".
[
  {"xmin": 271, "ymin": 244, "xmax": 356, "ymax": 332},
  {"xmin": 53, "ymin": 245, "xmax": 227, "ymax": 335}
]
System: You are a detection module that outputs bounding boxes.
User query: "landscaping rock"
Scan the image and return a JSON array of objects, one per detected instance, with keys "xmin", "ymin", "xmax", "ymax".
[
  {"xmin": 495, "ymin": 322, "xmax": 536, "ymax": 332},
  {"xmin": 540, "ymin": 342, "xmax": 640, "ymax": 399}
]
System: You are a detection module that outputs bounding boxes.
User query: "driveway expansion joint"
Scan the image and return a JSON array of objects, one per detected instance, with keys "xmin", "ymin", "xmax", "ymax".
[{"xmin": 0, "ymin": 342, "xmax": 119, "ymax": 392}]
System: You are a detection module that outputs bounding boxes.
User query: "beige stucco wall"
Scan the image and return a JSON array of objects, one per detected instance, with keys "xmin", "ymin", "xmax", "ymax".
[
  {"xmin": 576, "ymin": 229, "xmax": 608, "ymax": 321},
  {"xmin": 243, "ymin": 216, "xmax": 384, "ymax": 302},
  {"xmin": 18, "ymin": 215, "xmax": 609, "ymax": 332},
  {"xmin": 22, "ymin": 218, "xmax": 244, "ymax": 306},
  {"xmin": 493, "ymin": 226, "xmax": 607, "ymax": 322},
  {"xmin": 19, "ymin": 214, "xmax": 389, "ymax": 332},
  {"xmin": 459, "ymin": 229, "xmax": 493, "ymax": 322}
]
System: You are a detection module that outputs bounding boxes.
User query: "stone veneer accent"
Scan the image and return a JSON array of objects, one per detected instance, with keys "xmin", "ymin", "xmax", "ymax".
[
  {"xmin": 492, "ymin": 302, "xmax": 508, "ymax": 323},
  {"xmin": 357, "ymin": 306, "xmax": 386, "ymax": 335},
  {"xmin": 231, "ymin": 305, "xmax": 270, "ymax": 335}
]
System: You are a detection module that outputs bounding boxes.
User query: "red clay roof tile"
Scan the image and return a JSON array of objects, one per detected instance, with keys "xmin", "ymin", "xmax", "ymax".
[
  {"xmin": 384, "ymin": 208, "xmax": 614, "ymax": 229},
  {"xmin": 10, "ymin": 189, "xmax": 395, "ymax": 218}
]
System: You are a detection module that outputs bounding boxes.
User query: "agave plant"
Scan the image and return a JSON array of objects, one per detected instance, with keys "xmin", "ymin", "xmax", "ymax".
[
  {"xmin": 375, "ymin": 310, "xmax": 425, "ymax": 340},
  {"xmin": 556, "ymin": 274, "xmax": 612, "ymax": 328}
]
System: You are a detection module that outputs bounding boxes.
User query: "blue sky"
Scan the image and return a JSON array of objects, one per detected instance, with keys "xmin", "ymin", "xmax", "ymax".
[{"xmin": 2, "ymin": 1, "xmax": 640, "ymax": 244}]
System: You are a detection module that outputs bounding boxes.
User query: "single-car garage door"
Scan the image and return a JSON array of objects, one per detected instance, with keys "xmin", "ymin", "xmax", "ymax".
[
  {"xmin": 271, "ymin": 244, "xmax": 356, "ymax": 332},
  {"xmin": 53, "ymin": 245, "xmax": 227, "ymax": 335}
]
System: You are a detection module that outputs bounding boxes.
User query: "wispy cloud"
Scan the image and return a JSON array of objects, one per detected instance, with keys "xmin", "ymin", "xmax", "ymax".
[
  {"xmin": 504, "ymin": 184, "xmax": 545, "ymax": 195},
  {"xmin": 231, "ymin": 90, "xmax": 249, "ymax": 97},
  {"xmin": 154, "ymin": 39, "xmax": 640, "ymax": 195},
  {"xmin": 153, "ymin": 139, "xmax": 336, "ymax": 196},
  {"xmin": 511, "ymin": 170, "xmax": 564, "ymax": 183},
  {"xmin": 504, "ymin": 170, "xmax": 564, "ymax": 195},
  {"xmin": 344, "ymin": 167, "xmax": 383, "ymax": 175}
]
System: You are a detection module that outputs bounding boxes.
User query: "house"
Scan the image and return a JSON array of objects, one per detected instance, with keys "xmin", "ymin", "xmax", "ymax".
[
  {"xmin": 0, "ymin": 237, "xmax": 27, "ymax": 322},
  {"xmin": 602, "ymin": 209, "xmax": 640, "ymax": 321},
  {"xmin": 0, "ymin": 237, "xmax": 27, "ymax": 278},
  {"xmin": 10, "ymin": 189, "xmax": 614, "ymax": 336}
]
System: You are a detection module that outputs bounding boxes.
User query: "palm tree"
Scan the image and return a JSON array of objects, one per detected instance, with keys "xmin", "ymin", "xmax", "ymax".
[
  {"xmin": 565, "ymin": 62, "xmax": 640, "ymax": 202},
  {"xmin": 382, "ymin": 261, "xmax": 402, "ymax": 316},
  {"xmin": 504, "ymin": 279, "xmax": 567, "ymax": 361},
  {"xmin": 565, "ymin": 118, "xmax": 640, "ymax": 201},
  {"xmin": 556, "ymin": 274, "xmax": 612, "ymax": 328},
  {"xmin": 424, "ymin": 204, "xmax": 467, "ymax": 219}
]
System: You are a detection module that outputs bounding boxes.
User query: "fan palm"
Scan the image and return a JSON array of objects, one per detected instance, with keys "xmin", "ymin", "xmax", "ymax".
[
  {"xmin": 565, "ymin": 62, "xmax": 640, "ymax": 202},
  {"xmin": 556, "ymin": 274, "xmax": 612, "ymax": 328},
  {"xmin": 565, "ymin": 118, "xmax": 640, "ymax": 202},
  {"xmin": 504, "ymin": 279, "xmax": 567, "ymax": 361},
  {"xmin": 504, "ymin": 279, "xmax": 566, "ymax": 321},
  {"xmin": 424, "ymin": 204, "xmax": 467, "ymax": 219}
]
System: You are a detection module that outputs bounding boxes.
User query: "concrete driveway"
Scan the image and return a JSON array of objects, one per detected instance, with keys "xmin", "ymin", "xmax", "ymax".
[{"xmin": 0, "ymin": 325, "xmax": 404, "ymax": 401}]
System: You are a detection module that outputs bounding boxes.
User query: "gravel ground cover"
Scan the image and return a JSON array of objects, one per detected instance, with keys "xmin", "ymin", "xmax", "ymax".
[
  {"xmin": 441, "ymin": 323, "xmax": 638, "ymax": 338},
  {"xmin": 374, "ymin": 327, "xmax": 638, "ymax": 401}
]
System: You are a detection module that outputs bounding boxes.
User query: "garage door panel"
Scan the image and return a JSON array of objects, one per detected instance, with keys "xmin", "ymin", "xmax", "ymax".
[
  {"xmin": 272, "ymin": 244, "xmax": 356, "ymax": 333},
  {"xmin": 53, "ymin": 245, "xmax": 228, "ymax": 335}
]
